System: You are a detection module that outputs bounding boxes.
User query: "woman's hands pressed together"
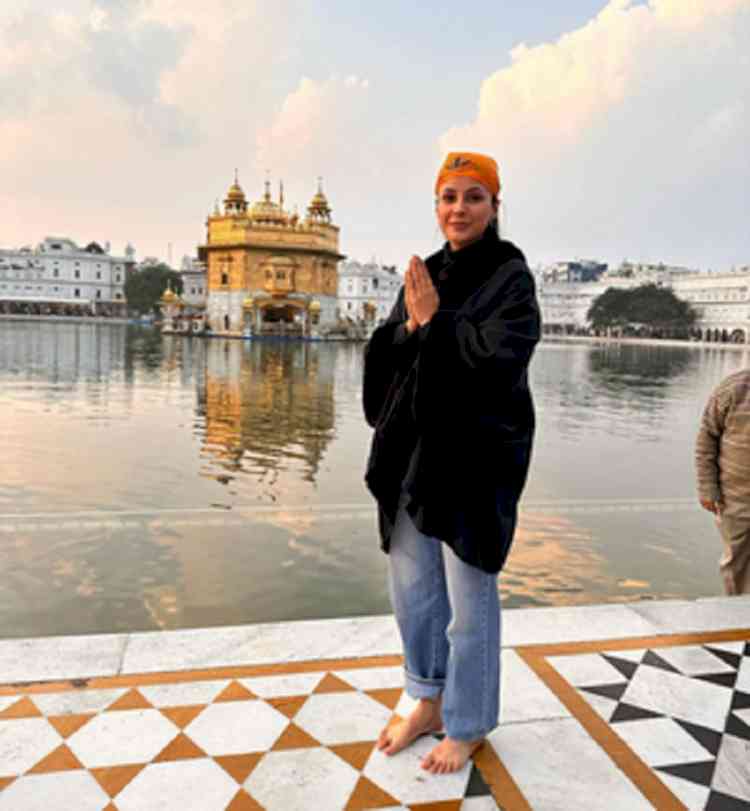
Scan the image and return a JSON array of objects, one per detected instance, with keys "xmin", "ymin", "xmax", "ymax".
[{"xmin": 405, "ymin": 255, "xmax": 439, "ymax": 332}]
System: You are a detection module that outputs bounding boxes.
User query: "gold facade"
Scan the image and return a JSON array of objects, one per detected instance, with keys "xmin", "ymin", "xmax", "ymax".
[
  {"xmin": 201, "ymin": 341, "xmax": 335, "ymax": 483},
  {"xmin": 200, "ymin": 176, "xmax": 344, "ymax": 335}
]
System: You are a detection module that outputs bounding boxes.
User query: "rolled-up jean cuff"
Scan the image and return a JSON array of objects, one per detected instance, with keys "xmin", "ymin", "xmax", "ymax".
[{"xmin": 405, "ymin": 670, "xmax": 444, "ymax": 700}]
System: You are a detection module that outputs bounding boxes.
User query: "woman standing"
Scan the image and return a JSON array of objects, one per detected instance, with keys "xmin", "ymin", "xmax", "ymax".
[{"xmin": 363, "ymin": 152, "xmax": 540, "ymax": 774}]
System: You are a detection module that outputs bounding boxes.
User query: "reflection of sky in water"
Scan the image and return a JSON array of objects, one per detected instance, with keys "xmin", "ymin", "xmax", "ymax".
[{"xmin": 0, "ymin": 322, "xmax": 746, "ymax": 636}]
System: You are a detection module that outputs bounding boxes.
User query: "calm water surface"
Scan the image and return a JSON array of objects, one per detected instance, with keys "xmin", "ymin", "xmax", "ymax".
[{"xmin": 0, "ymin": 320, "xmax": 746, "ymax": 638}]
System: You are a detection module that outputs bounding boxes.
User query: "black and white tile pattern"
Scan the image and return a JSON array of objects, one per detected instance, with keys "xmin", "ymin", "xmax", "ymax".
[{"xmin": 550, "ymin": 641, "xmax": 750, "ymax": 810}]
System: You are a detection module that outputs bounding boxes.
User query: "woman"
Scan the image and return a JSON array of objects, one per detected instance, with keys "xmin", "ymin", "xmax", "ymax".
[{"xmin": 363, "ymin": 152, "xmax": 540, "ymax": 774}]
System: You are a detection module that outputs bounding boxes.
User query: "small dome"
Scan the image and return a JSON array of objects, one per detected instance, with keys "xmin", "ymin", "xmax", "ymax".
[
  {"xmin": 242, "ymin": 296, "xmax": 255, "ymax": 310},
  {"xmin": 308, "ymin": 299, "xmax": 321, "ymax": 312},
  {"xmin": 307, "ymin": 178, "xmax": 332, "ymax": 222},
  {"xmin": 249, "ymin": 199, "xmax": 286, "ymax": 224},
  {"xmin": 310, "ymin": 190, "xmax": 328, "ymax": 208},
  {"xmin": 226, "ymin": 182, "xmax": 245, "ymax": 201},
  {"xmin": 224, "ymin": 169, "xmax": 246, "ymax": 203},
  {"xmin": 249, "ymin": 178, "xmax": 288, "ymax": 225},
  {"xmin": 161, "ymin": 285, "xmax": 177, "ymax": 303}
]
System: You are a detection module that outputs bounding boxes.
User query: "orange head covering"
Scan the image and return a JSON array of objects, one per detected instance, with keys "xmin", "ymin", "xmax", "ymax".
[{"xmin": 435, "ymin": 151, "xmax": 501, "ymax": 197}]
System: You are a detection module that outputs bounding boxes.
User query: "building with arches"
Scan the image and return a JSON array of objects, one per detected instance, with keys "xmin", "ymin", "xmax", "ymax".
[
  {"xmin": 0, "ymin": 237, "xmax": 132, "ymax": 318},
  {"xmin": 199, "ymin": 175, "xmax": 344, "ymax": 337},
  {"xmin": 337, "ymin": 260, "xmax": 401, "ymax": 325}
]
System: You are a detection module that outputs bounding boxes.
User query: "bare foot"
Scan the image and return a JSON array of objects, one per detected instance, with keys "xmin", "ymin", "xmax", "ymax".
[
  {"xmin": 376, "ymin": 698, "xmax": 443, "ymax": 756},
  {"xmin": 421, "ymin": 736, "xmax": 483, "ymax": 774}
]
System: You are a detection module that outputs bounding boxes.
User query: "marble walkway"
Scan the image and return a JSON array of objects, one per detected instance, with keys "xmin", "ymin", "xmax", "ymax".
[{"xmin": 0, "ymin": 595, "xmax": 748, "ymax": 810}]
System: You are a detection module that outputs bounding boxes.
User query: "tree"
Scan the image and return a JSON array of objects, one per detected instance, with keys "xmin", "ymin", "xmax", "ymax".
[
  {"xmin": 587, "ymin": 288, "xmax": 631, "ymax": 330},
  {"xmin": 587, "ymin": 283, "xmax": 697, "ymax": 337},
  {"xmin": 124, "ymin": 263, "xmax": 183, "ymax": 316}
]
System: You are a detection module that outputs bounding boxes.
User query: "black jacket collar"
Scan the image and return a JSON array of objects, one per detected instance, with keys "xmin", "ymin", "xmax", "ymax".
[{"xmin": 426, "ymin": 227, "xmax": 526, "ymax": 290}]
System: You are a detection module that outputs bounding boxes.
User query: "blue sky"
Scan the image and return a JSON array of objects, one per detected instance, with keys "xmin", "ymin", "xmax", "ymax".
[{"xmin": 1, "ymin": 0, "xmax": 748, "ymax": 271}]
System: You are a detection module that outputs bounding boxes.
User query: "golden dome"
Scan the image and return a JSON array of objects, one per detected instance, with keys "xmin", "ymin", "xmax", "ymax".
[
  {"xmin": 249, "ymin": 178, "xmax": 288, "ymax": 224},
  {"xmin": 308, "ymin": 299, "xmax": 321, "ymax": 312},
  {"xmin": 161, "ymin": 285, "xmax": 177, "ymax": 303},
  {"xmin": 242, "ymin": 296, "xmax": 255, "ymax": 310},
  {"xmin": 307, "ymin": 178, "xmax": 332, "ymax": 221},
  {"xmin": 225, "ymin": 169, "xmax": 246, "ymax": 203},
  {"xmin": 310, "ymin": 190, "xmax": 328, "ymax": 208},
  {"xmin": 249, "ymin": 198, "xmax": 286, "ymax": 224},
  {"xmin": 226, "ymin": 182, "xmax": 245, "ymax": 201}
]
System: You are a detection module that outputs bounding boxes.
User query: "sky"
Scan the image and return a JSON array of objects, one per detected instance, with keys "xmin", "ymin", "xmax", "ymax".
[{"xmin": 1, "ymin": 0, "xmax": 748, "ymax": 271}]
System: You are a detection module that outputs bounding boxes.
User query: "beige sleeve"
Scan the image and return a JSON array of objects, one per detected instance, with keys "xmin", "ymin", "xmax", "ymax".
[{"xmin": 695, "ymin": 388, "xmax": 729, "ymax": 503}]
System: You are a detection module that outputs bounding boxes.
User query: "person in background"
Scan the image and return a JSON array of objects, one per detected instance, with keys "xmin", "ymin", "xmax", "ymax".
[
  {"xmin": 362, "ymin": 152, "xmax": 540, "ymax": 774},
  {"xmin": 695, "ymin": 368, "xmax": 750, "ymax": 595}
]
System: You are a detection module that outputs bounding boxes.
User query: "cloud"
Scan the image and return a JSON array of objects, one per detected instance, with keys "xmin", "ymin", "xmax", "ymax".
[
  {"xmin": 0, "ymin": 0, "xmax": 307, "ymax": 260},
  {"xmin": 255, "ymin": 75, "xmax": 371, "ymax": 184},
  {"xmin": 440, "ymin": 0, "xmax": 750, "ymax": 268},
  {"xmin": 254, "ymin": 75, "xmax": 439, "ymax": 264}
]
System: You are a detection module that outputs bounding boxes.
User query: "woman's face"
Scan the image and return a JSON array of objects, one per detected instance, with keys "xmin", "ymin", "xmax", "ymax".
[{"xmin": 436, "ymin": 175, "xmax": 498, "ymax": 251}]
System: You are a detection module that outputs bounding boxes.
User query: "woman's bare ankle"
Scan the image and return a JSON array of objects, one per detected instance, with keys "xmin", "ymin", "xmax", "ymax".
[{"xmin": 413, "ymin": 697, "xmax": 443, "ymax": 727}]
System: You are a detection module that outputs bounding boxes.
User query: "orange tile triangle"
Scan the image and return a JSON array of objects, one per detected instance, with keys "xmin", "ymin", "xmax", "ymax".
[
  {"xmin": 271, "ymin": 722, "xmax": 321, "ymax": 751},
  {"xmin": 344, "ymin": 775, "xmax": 400, "ymax": 810},
  {"xmin": 107, "ymin": 688, "xmax": 152, "ymax": 711},
  {"xmin": 330, "ymin": 741, "xmax": 375, "ymax": 771},
  {"xmin": 91, "ymin": 765, "xmax": 146, "ymax": 798},
  {"xmin": 0, "ymin": 777, "xmax": 16, "ymax": 791},
  {"xmin": 28, "ymin": 744, "xmax": 84, "ymax": 774},
  {"xmin": 160, "ymin": 705, "xmax": 205, "ymax": 729},
  {"xmin": 365, "ymin": 688, "xmax": 403, "ymax": 711},
  {"xmin": 214, "ymin": 681, "xmax": 256, "ymax": 702},
  {"xmin": 215, "ymin": 753, "xmax": 264, "ymax": 784},
  {"xmin": 226, "ymin": 789, "xmax": 266, "ymax": 811},
  {"xmin": 313, "ymin": 672, "xmax": 357, "ymax": 694},
  {"xmin": 410, "ymin": 802, "xmax": 463, "ymax": 811},
  {"xmin": 0, "ymin": 696, "xmax": 42, "ymax": 719},
  {"xmin": 267, "ymin": 695, "xmax": 308, "ymax": 719},
  {"xmin": 47, "ymin": 713, "xmax": 94, "ymax": 739},
  {"xmin": 153, "ymin": 733, "xmax": 207, "ymax": 763},
  {"xmin": 103, "ymin": 805, "xmax": 118, "ymax": 811}
]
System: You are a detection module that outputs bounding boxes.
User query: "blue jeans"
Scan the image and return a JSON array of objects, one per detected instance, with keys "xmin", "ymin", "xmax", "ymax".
[{"xmin": 388, "ymin": 504, "xmax": 501, "ymax": 741}]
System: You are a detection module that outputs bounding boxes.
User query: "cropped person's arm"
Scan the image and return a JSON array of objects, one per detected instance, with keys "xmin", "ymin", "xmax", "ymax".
[{"xmin": 695, "ymin": 387, "xmax": 730, "ymax": 508}]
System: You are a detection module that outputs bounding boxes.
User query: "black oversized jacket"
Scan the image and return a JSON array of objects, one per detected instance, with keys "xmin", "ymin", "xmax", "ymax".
[{"xmin": 363, "ymin": 228, "xmax": 541, "ymax": 573}]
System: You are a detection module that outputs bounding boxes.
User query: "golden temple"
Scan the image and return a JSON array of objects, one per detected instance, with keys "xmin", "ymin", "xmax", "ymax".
[{"xmin": 198, "ymin": 173, "xmax": 344, "ymax": 337}]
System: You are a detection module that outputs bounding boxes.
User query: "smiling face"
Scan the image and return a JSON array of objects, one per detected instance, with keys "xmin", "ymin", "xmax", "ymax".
[{"xmin": 436, "ymin": 175, "xmax": 498, "ymax": 251}]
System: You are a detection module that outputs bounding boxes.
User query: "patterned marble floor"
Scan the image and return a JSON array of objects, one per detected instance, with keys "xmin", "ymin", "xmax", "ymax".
[
  {"xmin": 517, "ymin": 630, "xmax": 750, "ymax": 811},
  {"xmin": 0, "ymin": 657, "xmax": 505, "ymax": 811},
  {"xmin": 0, "ymin": 599, "xmax": 749, "ymax": 810}
]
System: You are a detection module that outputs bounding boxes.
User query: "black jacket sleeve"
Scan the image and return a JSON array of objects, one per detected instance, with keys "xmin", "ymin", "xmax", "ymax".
[
  {"xmin": 362, "ymin": 286, "xmax": 420, "ymax": 428},
  {"xmin": 414, "ymin": 261, "xmax": 540, "ymax": 422}
]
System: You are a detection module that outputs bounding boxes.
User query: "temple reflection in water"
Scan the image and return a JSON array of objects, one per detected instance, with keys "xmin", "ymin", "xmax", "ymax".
[{"xmin": 200, "ymin": 339, "xmax": 336, "ymax": 485}]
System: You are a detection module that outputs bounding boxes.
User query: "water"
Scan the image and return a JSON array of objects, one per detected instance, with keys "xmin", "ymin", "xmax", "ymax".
[{"xmin": 0, "ymin": 321, "xmax": 745, "ymax": 638}]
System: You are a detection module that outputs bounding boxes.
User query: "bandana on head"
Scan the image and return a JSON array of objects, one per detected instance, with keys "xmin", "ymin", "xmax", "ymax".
[{"xmin": 435, "ymin": 152, "xmax": 501, "ymax": 197}]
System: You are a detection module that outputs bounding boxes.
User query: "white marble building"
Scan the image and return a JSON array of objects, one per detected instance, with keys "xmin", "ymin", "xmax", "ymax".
[
  {"xmin": 337, "ymin": 261, "xmax": 401, "ymax": 324},
  {"xmin": 672, "ymin": 269, "xmax": 750, "ymax": 342},
  {"xmin": 539, "ymin": 276, "xmax": 636, "ymax": 334},
  {"xmin": 179, "ymin": 256, "xmax": 208, "ymax": 308},
  {"xmin": 0, "ymin": 237, "xmax": 133, "ymax": 315},
  {"xmin": 538, "ymin": 261, "xmax": 750, "ymax": 342}
]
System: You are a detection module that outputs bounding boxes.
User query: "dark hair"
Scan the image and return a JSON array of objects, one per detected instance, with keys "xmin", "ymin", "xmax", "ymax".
[{"xmin": 490, "ymin": 196, "xmax": 501, "ymax": 236}]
